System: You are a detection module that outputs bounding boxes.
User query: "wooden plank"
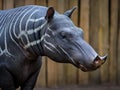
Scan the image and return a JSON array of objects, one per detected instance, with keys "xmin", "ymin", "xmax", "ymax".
[
  {"xmin": 89, "ymin": 0, "xmax": 100, "ymax": 84},
  {"xmin": 47, "ymin": 59, "xmax": 58, "ymax": 87},
  {"xmin": 99, "ymin": 0, "xmax": 109, "ymax": 84},
  {"xmin": 35, "ymin": 0, "xmax": 47, "ymax": 6},
  {"xmin": 14, "ymin": 0, "xmax": 25, "ymax": 7},
  {"xmin": 3, "ymin": 0, "xmax": 14, "ymax": 9},
  {"xmin": 109, "ymin": 0, "xmax": 118, "ymax": 84},
  {"xmin": 78, "ymin": 0, "xmax": 89, "ymax": 85},
  {"xmin": 36, "ymin": 57, "xmax": 47, "ymax": 87},
  {"xmin": 0, "ymin": 0, "xmax": 3, "ymax": 10},
  {"xmin": 48, "ymin": 0, "xmax": 58, "ymax": 9},
  {"xmin": 117, "ymin": 0, "xmax": 120, "ymax": 85},
  {"xmin": 25, "ymin": 0, "xmax": 35, "ymax": 5},
  {"xmin": 57, "ymin": 0, "xmax": 69, "ymax": 13}
]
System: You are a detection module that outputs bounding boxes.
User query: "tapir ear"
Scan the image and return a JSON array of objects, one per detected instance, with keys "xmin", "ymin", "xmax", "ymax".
[
  {"xmin": 45, "ymin": 7, "xmax": 55, "ymax": 22},
  {"xmin": 64, "ymin": 6, "xmax": 77, "ymax": 18}
]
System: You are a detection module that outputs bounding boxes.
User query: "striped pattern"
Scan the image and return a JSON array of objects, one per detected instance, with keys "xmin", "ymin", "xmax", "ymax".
[
  {"xmin": 0, "ymin": 5, "xmax": 48, "ymax": 56},
  {"xmin": 0, "ymin": 5, "xmax": 75, "ymax": 65}
]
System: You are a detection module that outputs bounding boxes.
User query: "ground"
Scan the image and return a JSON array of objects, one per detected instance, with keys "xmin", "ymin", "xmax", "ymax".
[
  {"xmin": 1, "ymin": 85, "xmax": 118, "ymax": 90},
  {"xmin": 34, "ymin": 85, "xmax": 120, "ymax": 90}
]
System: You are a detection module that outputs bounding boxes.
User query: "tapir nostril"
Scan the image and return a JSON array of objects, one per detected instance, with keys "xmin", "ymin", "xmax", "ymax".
[{"xmin": 93, "ymin": 55, "xmax": 107, "ymax": 67}]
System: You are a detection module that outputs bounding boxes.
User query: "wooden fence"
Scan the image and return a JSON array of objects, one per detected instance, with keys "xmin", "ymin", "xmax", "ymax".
[{"xmin": 0, "ymin": 0, "xmax": 120, "ymax": 88}]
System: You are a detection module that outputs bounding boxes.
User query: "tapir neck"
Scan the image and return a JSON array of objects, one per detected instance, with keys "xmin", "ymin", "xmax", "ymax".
[
  {"xmin": 0, "ymin": 6, "xmax": 48, "ymax": 58},
  {"xmin": 16, "ymin": 17, "xmax": 47, "ymax": 57}
]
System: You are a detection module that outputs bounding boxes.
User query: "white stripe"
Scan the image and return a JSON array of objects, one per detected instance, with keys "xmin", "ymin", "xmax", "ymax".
[
  {"xmin": 0, "ymin": 10, "xmax": 11, "ymax": 37},
  {"xmin": 44, "ymin": 44, "xmax": 55, "ymax": 53},
  {"xmin": 58, "ymin": 46, "xmax": 76, "ymax": 64},
  {"xmin": 44, "ymin": 39, "xmax": 56, "ymax": 48},
  {"xmin": 24, "ymin": 41, "xmax": 36, "ymax": 49},
  {"xmin": 44, "ymin": 39, "xmax": 58, "ymax": 51},
  {"xmin": 24, "ymin": 39, "xmax": 41, "ymax": 49},
  {"xmin": 13, "ymin": 8, "xmax": 30, "ymax": 38},
  {"xmin": 48, "ymin": 27, "xmax": 53, "ymax": 32},
  {"xmin": 40, "ymin": 31, "xmax": 49, "ymax": 41},
  {"xmin": 29, "ymin": 17, "xmax": 44, "ymax": 22},
  {"xmin": 18, "ymin": 21, "xmax": 47, "ymax": 37},
  {"xmin": 19, "ymin": 7, "xmax": 36, "ymax": 45},
  {"xmin": 0, "ymin": 47, "xmax": 3, "ymax": 56},
  {"xmin": 9, "ymin": 9, "xmax": 24, "ymax": 46}
]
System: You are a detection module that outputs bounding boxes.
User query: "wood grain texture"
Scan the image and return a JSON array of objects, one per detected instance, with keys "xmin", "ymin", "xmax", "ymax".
[
  {"xmin": 117, "ymin": 1, "xmax": 120, "ymax": 85},
  {"xmin": 78, "ymin": 0, "xmax": 89, "ymax": 85},
  {"xmin": 109, "ymin": 0, "xmax": 118, "ymax": 84},
  {"xmin": 0, "ymin": 0, "xmax": 3, "ymax": 9},
  {"xmin": 89, "ymin": 0, "xmax": 100, "ymax": 84},
  {"xmin": 99, "ymin": 0, "xmax": 109, "ymax": 84},
  {"xmin": 3, "ymin": 0, "xmax": 14, "ymax": 9},
  {"xmin": 25, "ymin": 0, "xmax": 35, "ymax": 5},
  {"xmin": 14, "ymin": 0, "xmax": 25, "ymax": 7}
]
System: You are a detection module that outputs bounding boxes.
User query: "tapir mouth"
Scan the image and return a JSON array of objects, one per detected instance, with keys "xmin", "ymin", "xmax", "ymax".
[{"xmin": 78, "ymin": 55, "xmax": 107, "ymax": 72}]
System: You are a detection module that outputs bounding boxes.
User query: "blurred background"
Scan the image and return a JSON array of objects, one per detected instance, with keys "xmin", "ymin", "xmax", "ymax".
[{"xmin": 0, "ymin": 0, "xmax": 120, "ymax": 89}]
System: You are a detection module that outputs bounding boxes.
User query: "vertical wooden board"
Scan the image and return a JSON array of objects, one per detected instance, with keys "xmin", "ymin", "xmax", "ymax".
[
  {"xmin": 117, "ymin": 1, "xmax": 120, "ymax": 85},
  {"xmin": 0, "ymin": 0, "xmax": 3, "ymax": 9},
  {"xmin": 57, "ymin": 0, "xmax": 69, "ymax": 13},
  {"xmin": 35, "ymin": 0, "xmax": 47, "ymax": 6},
  {"xmin": 64, "ymin": 0, "xmax": 78, "ymax": 85},
  {"xmin": 65, "ymin": 64, "xmax": 77, "ymax": 85},
  {"xmin": 25, "ymin": 0, "xmax": 35, "ymax": 5},
  {"xmin": 89, "ymin": 0, "xmax": 100, "ymax": 84},
  {"xmin": 109, "ymin": 0, "xmax": 118, "ymax": 84},
  {"xmin": 14, "ymin": 0, "xmax": 25, "ymax": 7},
  {"xmin": 3, "ymin": 0, "xmax": 14, "ymax": 9},
  {"xmin": 47, "ymin": 59, "xmax": 58, "ymax": 87},
  {"xmin": 99, "ymin": 0, "xmax": 109, "ymax": 84},
  {"xmin": 79, "ymin": 0, "xmax": 90, "ymax": 42},
  {"xmin": 36, "ymin": 57, "xmax": 47, "ymax": 87},
  {"xmin": 78, "ymin": 0, "xmax": 89, "ymax": 85}
]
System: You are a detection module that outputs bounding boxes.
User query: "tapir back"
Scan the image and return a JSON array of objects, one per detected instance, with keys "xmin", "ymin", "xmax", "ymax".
[{"xmin": 0, "ymin": 5, "xmax": 48, "ymax": 35}]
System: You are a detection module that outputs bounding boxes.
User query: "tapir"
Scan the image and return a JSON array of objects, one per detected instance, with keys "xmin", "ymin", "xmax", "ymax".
[{"xmin": 0, "ymin": 5, "xmax": 107, "ymax": 90}]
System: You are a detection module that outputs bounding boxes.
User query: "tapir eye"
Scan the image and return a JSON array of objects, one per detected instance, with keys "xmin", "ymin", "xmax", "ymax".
[
  {"xmin": 60, "ymin": 31, "xmax": 73, "ymax": 40},
  {"xmin": 61, "ymin": 32, "xmax": 67, "ymax": 39}
]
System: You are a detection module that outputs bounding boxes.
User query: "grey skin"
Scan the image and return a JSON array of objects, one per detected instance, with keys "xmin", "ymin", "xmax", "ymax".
[{"xmin": 0, "ymin": 5, "xmax": 107, "ymax": 90}]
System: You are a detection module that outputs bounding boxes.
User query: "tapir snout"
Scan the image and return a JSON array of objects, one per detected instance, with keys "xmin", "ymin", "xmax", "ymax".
[
  {"xmin": 72, "ymin": 39, "xmax": 107, "ymax": 72},
  {"xmin": 78, "ymin": 55, "xmax": 107, "ymax": 72}
]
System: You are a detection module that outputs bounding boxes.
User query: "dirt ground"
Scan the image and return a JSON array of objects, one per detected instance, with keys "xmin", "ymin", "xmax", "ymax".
[
  {"xmin": 34, "ymin": 85, "xmax": 120, "ymax": 90},
  {"xmin": 1, "ymin": 85, "xmax": 119, "ymax": 90}
]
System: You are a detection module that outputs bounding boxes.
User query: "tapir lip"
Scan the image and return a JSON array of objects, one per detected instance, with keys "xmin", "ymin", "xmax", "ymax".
[{"xmin": 77, "ymin": 55, "xmax": 107, "ymax": 72}]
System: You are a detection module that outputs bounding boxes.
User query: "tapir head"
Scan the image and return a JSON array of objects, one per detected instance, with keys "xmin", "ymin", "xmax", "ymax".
[{"xmin": 42, "ymin": 7, "xmax": 107, "ymax": 72}]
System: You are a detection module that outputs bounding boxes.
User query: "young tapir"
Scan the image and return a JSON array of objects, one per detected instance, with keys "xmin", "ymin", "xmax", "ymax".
[{"xmin": 0, "ymin": 5, "xmax": 107, "ymax": 90}]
